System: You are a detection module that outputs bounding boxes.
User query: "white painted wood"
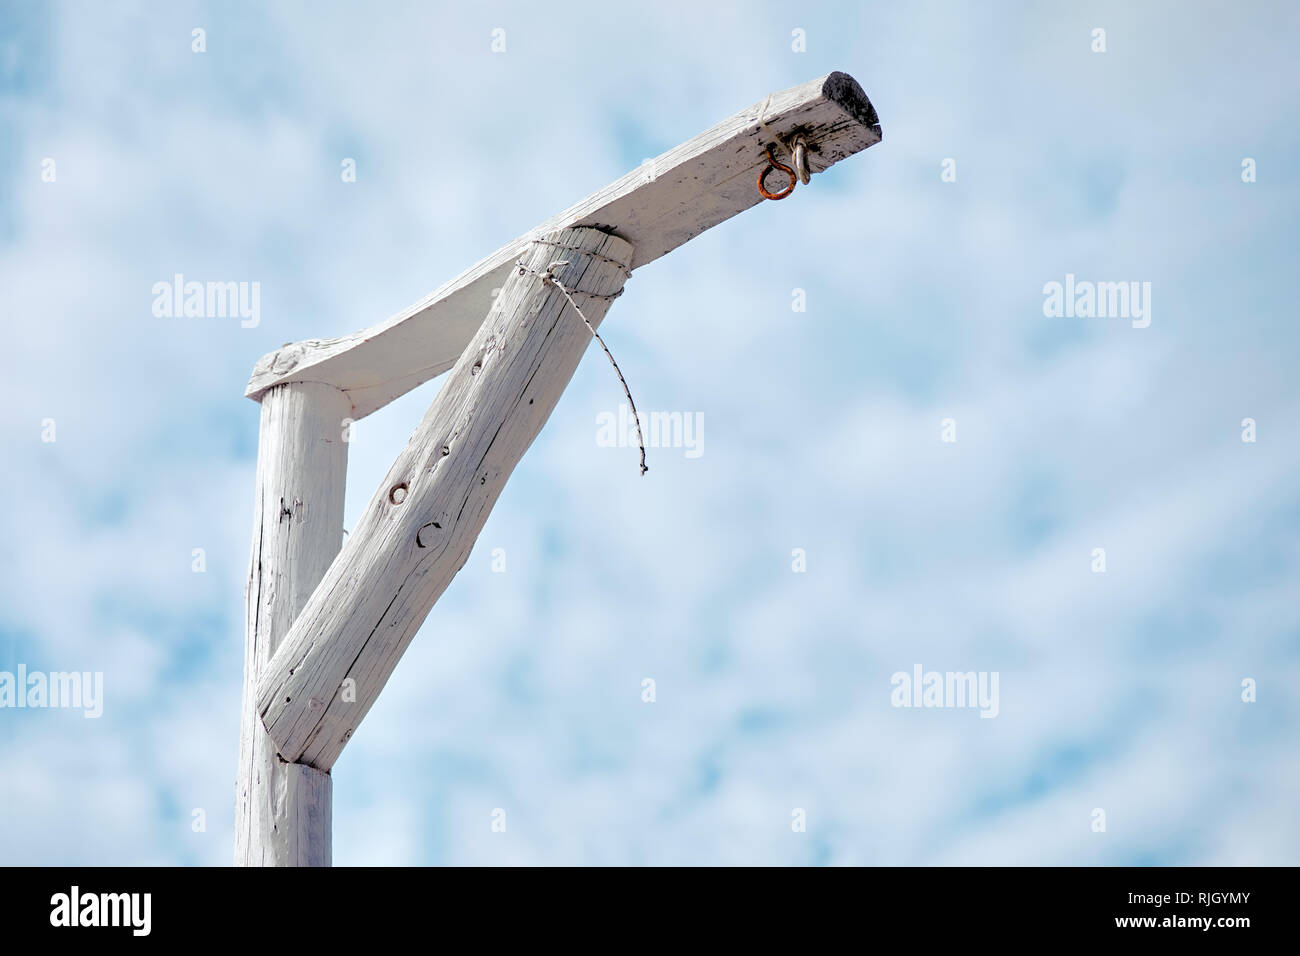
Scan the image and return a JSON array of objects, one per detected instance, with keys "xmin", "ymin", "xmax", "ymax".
[
  {"xmin": 255, "ymin": 227, "xmax": 632, "ymax": 770},
  {"xmin": 235, "ymin": 381, "xmax": 350, "ymax": 865},
  {"xmin": 245, "ymin": 71, "xmax": 881, "ymax": 419}
]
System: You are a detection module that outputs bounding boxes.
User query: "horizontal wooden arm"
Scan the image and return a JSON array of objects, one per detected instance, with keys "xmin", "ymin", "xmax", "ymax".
[{"xmin": 245, "ymin": 71, "xmax": 882, "ymax": 419}]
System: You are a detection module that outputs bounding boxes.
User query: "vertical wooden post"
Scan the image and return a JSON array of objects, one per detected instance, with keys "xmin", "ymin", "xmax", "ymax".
[{"xmin": 235, "ymin": 381, "xmax": 350, "ymax": 866}]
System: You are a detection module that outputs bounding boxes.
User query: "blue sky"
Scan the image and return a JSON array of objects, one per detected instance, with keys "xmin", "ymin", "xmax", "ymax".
[{"xmin": 1, "ymin": 0, "xmax": 1298, "ymax": 865}]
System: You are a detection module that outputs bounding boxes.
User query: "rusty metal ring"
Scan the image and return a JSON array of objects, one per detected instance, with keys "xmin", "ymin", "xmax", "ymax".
[{"xmin": 757, "ymin": 146, "xmax": 797, "ymax": 200}]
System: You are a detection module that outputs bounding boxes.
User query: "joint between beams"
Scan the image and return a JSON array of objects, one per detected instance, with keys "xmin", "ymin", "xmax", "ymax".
[
  {"xmin": 512, "ymin": 262, "xmax": 627, "ymax": 302},
  {"xmin": 524, "ymin": 238, "xmax": 634, "ymax": 277},
  {"xmin": 261, "ymin": 379, "xmax": 357, "ymax": 420},
  {"xmin": 276, "ymin": 753, "xmax": 332, "ymax": 778}
]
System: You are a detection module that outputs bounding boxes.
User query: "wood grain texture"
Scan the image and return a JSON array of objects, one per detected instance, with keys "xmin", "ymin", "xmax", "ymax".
[
  {"xmin": 255, "ymin": 227, "xmax": 633, "ymax": 770},
  {"xmin": 235, "ymin": 381, "xmax": 350, "ymax": 865},
  {"xmin": 245, "ymin": 71, "xmax": 881, "ymax": 419}
]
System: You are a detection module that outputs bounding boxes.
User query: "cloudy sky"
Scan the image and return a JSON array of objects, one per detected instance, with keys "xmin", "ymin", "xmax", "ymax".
[{"xmin": 2, "ymin": 0, "xmax": 1297, "ymax": 865}]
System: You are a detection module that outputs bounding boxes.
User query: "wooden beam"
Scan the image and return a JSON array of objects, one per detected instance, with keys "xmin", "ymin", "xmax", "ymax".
[
  {"xmin": 245, "ymin": 71, "xmax": 881, "ymax": 419},
  {"xmin": 235, "ymin": 381, "xmax": 349, "ymax": 865},
  {"xmin": 256, "ymin": 227, "xmax": 632, "ymax": 769}
]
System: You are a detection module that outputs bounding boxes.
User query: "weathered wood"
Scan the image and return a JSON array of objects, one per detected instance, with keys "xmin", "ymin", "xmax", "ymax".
[
  {"xmin": 245, "ymin": 71, "xmax": 881, "ymax": 419},
  {"xmin": 235, "ymin": 381, "xmax": 350, "ymax": 865},
  {"xmin": 255, "ymin": 227, "xmax": 632, "ymax": 770}
]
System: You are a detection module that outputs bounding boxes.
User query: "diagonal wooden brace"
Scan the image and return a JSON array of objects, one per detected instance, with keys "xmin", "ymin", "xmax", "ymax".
[{"xmin": 256, "ymin": 227, "xmax": 633, "ymax": 769}]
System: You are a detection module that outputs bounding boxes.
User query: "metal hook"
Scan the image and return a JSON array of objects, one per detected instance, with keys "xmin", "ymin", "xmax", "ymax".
[
  {"xmin": 791, "ymin": 135, "xmax": 811, "ymax": 185},
  {"xmin": 757, "ymin": 145, "xmax": 797, "ymax": 201}
]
